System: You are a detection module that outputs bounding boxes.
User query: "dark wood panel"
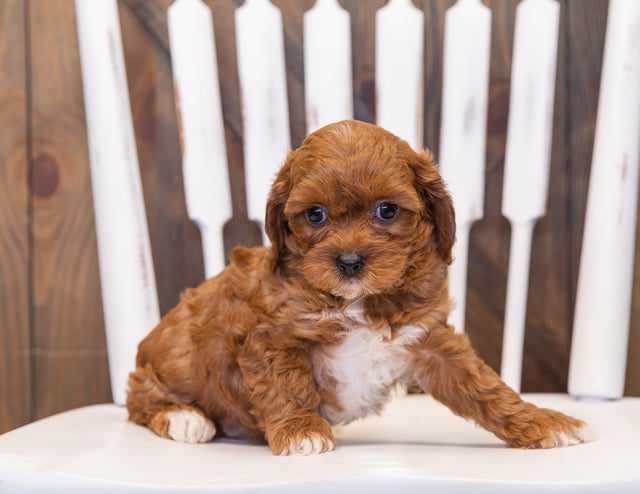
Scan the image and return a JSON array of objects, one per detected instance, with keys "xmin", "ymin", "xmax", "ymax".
[
  {"xmin": 341, "ymin": 0, "xmax": 386, "ymax": 124},
  {"xmin": 629, "ymin": 255, "xmax": 640, "ymax": 394},
  {"xmin": 0, "ymin": 0, "xmax": 31, "ymax": 433},
  {"xmin": 563, "ymin": 0, "xmax": 611, "ymax": 392},
  {"xmin": 28, "ymin": 0, "xmax": 111, "ymax": 420},
  {"xmin": 206, "ymin": 0, "xmax": 248, "ymax": 230},
  {"xmin": 271, "ymin": 0, "xmax": 313, "ymax": 149},
  {"xmin": 417, "ymin": 0, "xmax": 454, "ymax": 155},
  {"xmin": 565, "ymin": 0, "xmax": 608, "ymax": 341},
  {"xmin": 522, "ymin": 0, "xmax": 573, "ymax": 393},
  {"xmin": 206, "ymin": 0, "xmax": 264, "ymax": 253}
]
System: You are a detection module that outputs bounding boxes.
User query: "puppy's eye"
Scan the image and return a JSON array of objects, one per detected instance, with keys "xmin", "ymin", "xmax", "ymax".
[
  {"xmin": 376, "ymin": 202, "xmax": 398, "ymax": 221},
  {"xmin": 305, "ymin": 206, "xmax": 328, "ymax": 226}
]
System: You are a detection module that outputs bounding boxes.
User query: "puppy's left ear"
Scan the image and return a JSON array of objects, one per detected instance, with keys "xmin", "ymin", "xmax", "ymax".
[
  {"xmin": 265, "ymin": 154, "xmax": 293, "ymax": 271},
  {"xmin": 410, "ymin": 150, "xmax": 456, "ymax": 264}
]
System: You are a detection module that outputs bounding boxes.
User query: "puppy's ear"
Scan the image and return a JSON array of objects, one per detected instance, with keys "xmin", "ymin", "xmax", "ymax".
[
  {"xmin": 410, "ymin": 150, "xmax": 456, "ymax": 264},
  {"xmin": 265, "ymin": 154, "xmax": 293, "ymax": 271}
]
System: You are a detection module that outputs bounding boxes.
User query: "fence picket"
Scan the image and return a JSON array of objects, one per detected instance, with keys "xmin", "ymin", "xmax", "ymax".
[
  {"xmin": 438, "ymin": 0, "xmax": 491, "ymax": 334},
  {"xmin": 168, "ymin": 0, "xmax": 231, "ymax": 277},
  {"xmin": 569, "ymin": 0, "xmax": 640, "ymax": 400},
  {"xmin": 375, "ymin": 0, "xmax": 424, "ymax": 150},
  {"xmin": 75, "ymin": 0, "xmax": 160, "ymax": 404},
  {"xmin": 304, "ymin": 0, "xmax": 353, "ymax": 133},
  {"xmin": 500, "ymin": 0, "xmax": 560, "ymax": 391},
  {"xmin": 236, "ymin": 0, "xmax": 290, "ymax": 242}
]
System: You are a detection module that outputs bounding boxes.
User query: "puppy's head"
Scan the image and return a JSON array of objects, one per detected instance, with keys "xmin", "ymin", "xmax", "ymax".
[{"xmin": 266, "ymin": 120, "xmax": 455, "ymax": 300}]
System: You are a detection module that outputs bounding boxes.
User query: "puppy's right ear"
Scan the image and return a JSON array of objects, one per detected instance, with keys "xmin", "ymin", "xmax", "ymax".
[
  {"xmin": 265, "ymin": 154, "xmax": 293, "ymax": 271},
  {"xmin": 409, "ymin": 149, "xmax": 456, "ymax": 265}
]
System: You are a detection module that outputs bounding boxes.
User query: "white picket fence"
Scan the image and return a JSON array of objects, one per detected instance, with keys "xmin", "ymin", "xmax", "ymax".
[{"xmin": 74, "ymin": 0, "xmax": 640, "ymax": 405}]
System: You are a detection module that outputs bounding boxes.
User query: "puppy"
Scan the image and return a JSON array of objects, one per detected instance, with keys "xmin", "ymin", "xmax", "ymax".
[{"xmin": 127, "ymin": 120, "xmax": 591, "ymax": 455}]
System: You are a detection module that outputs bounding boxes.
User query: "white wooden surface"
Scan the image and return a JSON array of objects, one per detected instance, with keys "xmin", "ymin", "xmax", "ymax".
[
  {"xmin": 2, "ymin": 394, "xmax": 640, "ymax": 492},
  {"xmin": 569, "ymin": 0, "xmax": 640, "ymax": 400},
  {"xmin": 236, "ymin": 0, "xmax": 290, "ymax": 242},
  {"xmin": 168, "ymin": 0, "xmax": 231, "ymax": 278},
  {"xmin": 304, "ymin": 0, "xmax": 353, "ymax": 133},
  {"xmin": 500, "ymin": 0, "xmax": 560, "ymax": 392},
  {"xmin": 375, "ymin": 0, "xmax": 424, "ymax": 150},
  {"xmin": 438, "ymin": 0, "xmax": 491, "ymax": 334},
  {"xmin": 74, "ymin": 0, "xmax": 160, "ymax": 405}
]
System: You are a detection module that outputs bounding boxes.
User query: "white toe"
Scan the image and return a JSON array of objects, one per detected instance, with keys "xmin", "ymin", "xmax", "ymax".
[
  {"xmin": 553, "ymin": 423, "xmax": 595, "ymax": 448},
  {"xmin": 285, "ymin": 434, "xmax": 335, "ymax": 456},
  {"xmin": 166, "ymin": 410, "xmax": 216, "ymax": 444}
]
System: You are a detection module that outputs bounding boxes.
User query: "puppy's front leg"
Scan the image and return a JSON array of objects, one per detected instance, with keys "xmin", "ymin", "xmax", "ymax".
[
  {"xmin": 239, "ymin": 335, "xmax": 336, "ymax": 456},
  {"xmin": 411, "ymin": 326, "xmax": 593, "ymax": 448}
]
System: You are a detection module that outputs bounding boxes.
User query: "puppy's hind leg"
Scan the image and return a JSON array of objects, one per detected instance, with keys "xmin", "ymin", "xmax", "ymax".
[{"xmin": 127, "ymin": 364, "xmax": 216, "ymax": 444}]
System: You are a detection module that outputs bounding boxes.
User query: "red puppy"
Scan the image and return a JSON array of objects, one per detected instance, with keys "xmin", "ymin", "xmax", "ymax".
[{"xmin": 127, "ymin": 120, "xmax": 591, "ymax": 455}]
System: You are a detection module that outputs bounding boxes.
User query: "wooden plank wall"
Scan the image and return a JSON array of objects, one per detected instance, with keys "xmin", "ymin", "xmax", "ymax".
[
  {"xmin": 0, "ymin": 0, "xmax": 30, "ymax": 434},
  {"xmin": 1, "ymin": 0, "xmax": 638, "ymax": 434}
]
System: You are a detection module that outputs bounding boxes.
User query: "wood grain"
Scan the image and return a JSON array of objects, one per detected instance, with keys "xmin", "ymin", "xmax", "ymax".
[
  {"xmin": 120, "ymin": 0, "xmax": 206, "ymax": 315},
  {"xmin": 465, "ymin": 0, "xmax": 517, "ymax": 377},
  {"xmin": 0, "ymin": 0, "xmax": 31, "ymax": 433},
  {"xmin": 416, "ymin": 0, "xmax": 454, "ymax": 155},
  {"xmin": 548, "ymin": 0, "xmax": 608, "ymax": 392},
  {"xmin": 271, "ymin": 0, "xmax": 313, "ymax": 149},
  {"xmin": 561, "ymin": 0, "xmax": 640, "ymax": 396},
  {"xmin": 522, "ymin": 0, "xmax": 572, "ymax": 393},
  {"xmin": 341, "ymin": 0, "xmax": 386, "ymax": 123},
  {"xmin": 28, "ymin": 0, "xmax": 111, "ymax": 420},
  {"xmin": 206, "ymin": 0, "xmax": 263, "ymax": 254}
]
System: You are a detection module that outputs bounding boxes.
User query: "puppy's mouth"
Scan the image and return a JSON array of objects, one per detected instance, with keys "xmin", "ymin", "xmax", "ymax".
[
  {"xmin": 330, "ymin": 281, "xmax": 370, "ymax": 301},
  {"xmin": 331, "ymin": 254, "xmax": 369, "ymax": 299}
]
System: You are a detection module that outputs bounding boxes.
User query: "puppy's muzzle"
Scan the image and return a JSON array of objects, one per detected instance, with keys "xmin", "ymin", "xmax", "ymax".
[{"xmin": 336, "ymin": 253, "xmax": 365, "ymax": 278}]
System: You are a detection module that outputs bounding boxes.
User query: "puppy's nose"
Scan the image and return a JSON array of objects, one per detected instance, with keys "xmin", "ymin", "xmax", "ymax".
[{"xmin": 336, "ymin": 253, "xmax": 365, "ymax": 277}]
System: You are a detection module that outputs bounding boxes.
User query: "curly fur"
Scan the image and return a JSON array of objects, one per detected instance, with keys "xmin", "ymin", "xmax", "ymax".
[{"xmin": 126, "ymin": 120, "xmax": 591, "ymax": 455}]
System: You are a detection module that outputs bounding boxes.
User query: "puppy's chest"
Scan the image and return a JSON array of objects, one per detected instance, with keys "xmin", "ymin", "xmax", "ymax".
[{"xmin": 310, "ymin": 305, "xmax": 425, "ymax": 425}]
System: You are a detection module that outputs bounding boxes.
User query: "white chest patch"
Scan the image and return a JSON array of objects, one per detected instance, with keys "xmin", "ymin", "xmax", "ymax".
[{"xmin": 311, "ymin": 304, "xmax": 425, "ymax": 425}]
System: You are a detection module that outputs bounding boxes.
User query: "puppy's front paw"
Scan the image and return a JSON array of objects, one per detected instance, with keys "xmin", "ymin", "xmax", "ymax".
[
  {"xmin": 268, "ymin": 416, "xmax": 336, "ymax": 456},
  {"xmin": 283, "ymin": 433, "xmax": 336, "ymax": 456},
  {"xmin": 506, "ymin": 408, "xmax": 594, "ymax": 449},
  {"xmin": 164, "ymin": 409, "xmax": 216, "ymax": 444}
]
